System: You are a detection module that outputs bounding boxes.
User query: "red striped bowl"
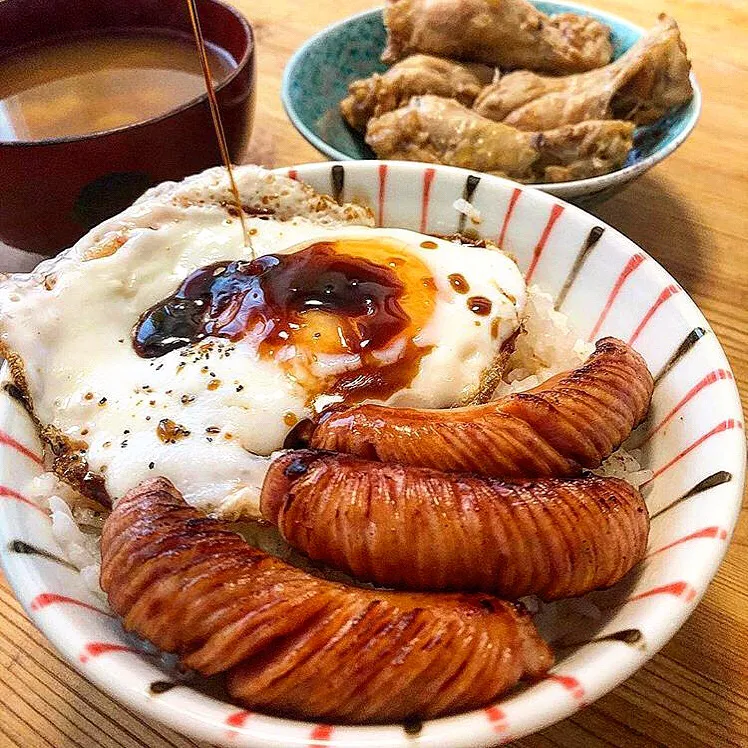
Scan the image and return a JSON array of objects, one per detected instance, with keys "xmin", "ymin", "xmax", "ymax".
[{"xmin": 0, "ymin": 161, "xmax": 744, "ymax": 747}]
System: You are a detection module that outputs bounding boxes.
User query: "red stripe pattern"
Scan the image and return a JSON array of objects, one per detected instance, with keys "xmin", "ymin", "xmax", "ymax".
[
  {"xmin": 546, "ymin": 674, "xmax": 584, "ymax": 701},
  {"xmin": 0, "ymin": 485, "xmax": 45, "ymax": 514},
  {"xmin": 643, "ymin": 369, "xmax": 733, "ymax": 442},
  {"xmin": 497, "ymin": 187, "xmax": 522, "ymax": 248},
  {"xmin": 225, "ymin": 710, "xmax": 252, "ymax": 732},
  {"xmin": 485, "ymin": 705, "xmax": 509, "ymax": 733},
  {"xmin": 524, "ymin": 203, "xmax": 564, "ymax": 283},
  {"xmin": 30, "ymin": 593, "xmax": 113, "ymax": 617},
  {"xmin": 377, "ymin": 163, "xmax": 388, "ymax": 227},
  {"xmin": 641, "ymin": 419, "xmax": 743, "ymax": 486},
  {"xmin": 419, "ymin": 168, "xmax": 436, "ymax": 233},
  {"xmin": 628, "ymin": 284, "xmax": 680, "ymax": 345},
  {"xmin": 588, "ymin": 253, "xmax": 645, "ymax": 341},
  {"xmin": 308, "ymin": 724, "xmax": 334, "ymax": 746},
  {"xmin": 0, "ymin": 430, "xmax": 44, "ymax": 465},
  {"xmin": 625, "ymin": 581, "xmax": 697, "ymax": 604},
  {"xmin": 79, "ymin": 642, "xmax": 140, "ymax": 663},
  {"xmin": 646, "ymin": 526, "xmax": 728, "ymax": 559}
]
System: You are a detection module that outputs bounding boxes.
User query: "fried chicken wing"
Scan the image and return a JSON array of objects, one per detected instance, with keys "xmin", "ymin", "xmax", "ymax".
[
  {"xmin": 311, "ymin": 338, "xmax": 653, "ymax": 478},
  {"xmin": 474, "ymin": 15, "xmax": 693, "ymax": 130},
  {"xmin": 365, "ymin": 95, "xmax": 634, "ymax": 183},
  {"xmin": 383, "ymin": 0, "xmax": 613, "ymax": 73},
  {"xmin": 341, "ymin": 54, "xmax": 495, "ymax": 132},
  {"xmin": 262, "ymin": 452, "xmax": 649, "ymax": 600},
  {"xmin": 100, "ymin": 477, "xmax": 553, "ymax": 722}
]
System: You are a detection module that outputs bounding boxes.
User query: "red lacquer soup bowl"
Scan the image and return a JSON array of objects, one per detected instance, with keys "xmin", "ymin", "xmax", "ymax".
[{"xmin": 0, "ymin": 0, "xmax": 255, "ymax": 254}]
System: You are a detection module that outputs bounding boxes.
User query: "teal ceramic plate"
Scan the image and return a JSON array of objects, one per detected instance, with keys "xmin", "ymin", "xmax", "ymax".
[{"xmin": 282, "ymin": 2, "xmax": 701, "ymax": 203}]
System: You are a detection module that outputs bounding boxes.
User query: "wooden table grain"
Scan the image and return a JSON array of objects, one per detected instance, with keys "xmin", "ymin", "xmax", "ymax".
[{"xmin": 1, "ymin": 1, "xmax": 746, "ymax": 746}]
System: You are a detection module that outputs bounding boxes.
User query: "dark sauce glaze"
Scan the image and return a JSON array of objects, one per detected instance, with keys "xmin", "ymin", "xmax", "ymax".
[
  {"xmin": 448, "ymin": 273, "xmax": 469, "ymax": 294},
  {"xmin": 134, "ymin": 241, "xmax": 435, "ymax": 404},
  {"xmin": 134, "ymin": 243, "xmax": 408, "ymax": 358},
  {"xmin": 467, "ymin": 296, "xmax": 492, "ymax": 316}
]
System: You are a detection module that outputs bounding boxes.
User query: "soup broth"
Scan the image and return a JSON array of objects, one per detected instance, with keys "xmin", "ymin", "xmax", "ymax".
[{"xmin": 0, "ymin": 32, "xmax": 234, "ymax": 142}]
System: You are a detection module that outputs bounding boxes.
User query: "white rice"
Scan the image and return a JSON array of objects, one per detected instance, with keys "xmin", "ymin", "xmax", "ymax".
[
  {"xmin": 28, "ymin": 473, "xmax": 105, "ymax": 598},
  {"xmin": 26, "ymin": 281, "xmax": 652, "ymax": 608},
  {"xmin": 452, "ymin": 197, "xmax": 483, "ymax": 224}
]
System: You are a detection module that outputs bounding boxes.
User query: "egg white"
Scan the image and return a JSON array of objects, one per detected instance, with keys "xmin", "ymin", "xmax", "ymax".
[{"xmin": 0, "ymin": 187, "xmax": 526, "ymax": 517}]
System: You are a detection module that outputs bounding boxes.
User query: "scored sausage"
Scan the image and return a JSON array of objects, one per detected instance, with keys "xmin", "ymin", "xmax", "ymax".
[
  {"xmin": 262, "ymin": 450, "xmax": 650, "ymax": 600},
  {"xmin": 310, "ymin": 337, "xmax": 653, "ymax": 478},
  {"xmin": 100, "ymin": 477, "xmax": 553, "ymax": 723}
]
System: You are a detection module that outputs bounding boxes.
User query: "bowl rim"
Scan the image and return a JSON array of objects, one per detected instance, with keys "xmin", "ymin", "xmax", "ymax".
[
  {"xmin": 0, "ymin": 160, "xmax": 743, "ymax": 748},
  {"xmin": 281, "ymin": 2, "xmax": 702, "ymax": 193},
  {"xmin": 0, "ymin": 0, "xmax": 255, "ymax": 149}
]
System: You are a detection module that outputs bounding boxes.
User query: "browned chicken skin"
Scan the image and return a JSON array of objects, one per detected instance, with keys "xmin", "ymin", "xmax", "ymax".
[
  {"xmin": 262, "ymin": 451, "xmax": 649, "ymax": 600},
  {"xmin": 311, "ymin": 338, "xmax": 653, "ymax": 478},
  {"xmin": 383, "ymin": 0, "xmax": 613, "ymax": 73},
  {"xmin": 474, "ymin": 15, "xmax": 693, "ymax": 130},
  {"xmin": 100, "ymin": 477, "xmax": 553, "ymax": 722},
  {"xmin": 341, "ymin": 54, "xmax": 495, "ymax": 132},
  {"xmin": 365, "ymin": 95, "xmax": 635, "ymax": 183}
]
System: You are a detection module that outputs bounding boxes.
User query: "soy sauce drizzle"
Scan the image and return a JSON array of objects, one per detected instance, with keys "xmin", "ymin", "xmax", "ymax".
[
  {"xmin": 134, "ymin": 243, "xmax": 408, "ymax": 358},
  {"xmin": 186, "ymin": 0, "xmax": 251, "ymax": 254}
]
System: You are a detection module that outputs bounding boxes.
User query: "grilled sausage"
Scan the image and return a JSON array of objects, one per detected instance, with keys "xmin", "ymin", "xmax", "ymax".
[
  {"xmin": 100, "ymin": 477, "xmax": 553, "ymax": 723},
  {"xmin": 262, "ymin": 451, "xmax": 650, "ymax": 600},
  {"xmin": 310, "ymin": 337, "xmax": 653, "ymax": 478}
]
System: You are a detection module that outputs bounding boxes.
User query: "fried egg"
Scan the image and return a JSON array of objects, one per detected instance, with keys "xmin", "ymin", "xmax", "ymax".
[{"xmin": 0, "ymin": 167, "xmax": 526, "ymax": 517}]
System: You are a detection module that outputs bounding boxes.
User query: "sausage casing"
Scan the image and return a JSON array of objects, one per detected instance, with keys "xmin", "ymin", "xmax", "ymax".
[
  {"xmin": 100, "ymin": 477, "xmax": 553, "ymax": 722},
  {"xmin": 311, "ymin": 337, "xmax": 653, "ymax": 478},
  {"xmin": 262, "ymin": 451, "xmax": 650, "ymax": 600}
]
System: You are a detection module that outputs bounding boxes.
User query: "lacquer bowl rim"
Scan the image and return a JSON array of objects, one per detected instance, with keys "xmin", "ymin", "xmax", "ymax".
[{"xmin": 0, "ymin": 0, "xmax": 255, "ymax": 149}]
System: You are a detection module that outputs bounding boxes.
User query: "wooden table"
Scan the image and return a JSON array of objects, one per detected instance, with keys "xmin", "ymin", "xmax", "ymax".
[{"xmin": 1, "ymin": 1, "xmax": 746, "ymax": 746}]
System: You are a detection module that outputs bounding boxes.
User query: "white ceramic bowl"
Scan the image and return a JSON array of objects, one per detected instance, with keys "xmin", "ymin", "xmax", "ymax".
[{"xmin": 0, "ymin": 161, "xmax": 743, "ymax": 747}]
